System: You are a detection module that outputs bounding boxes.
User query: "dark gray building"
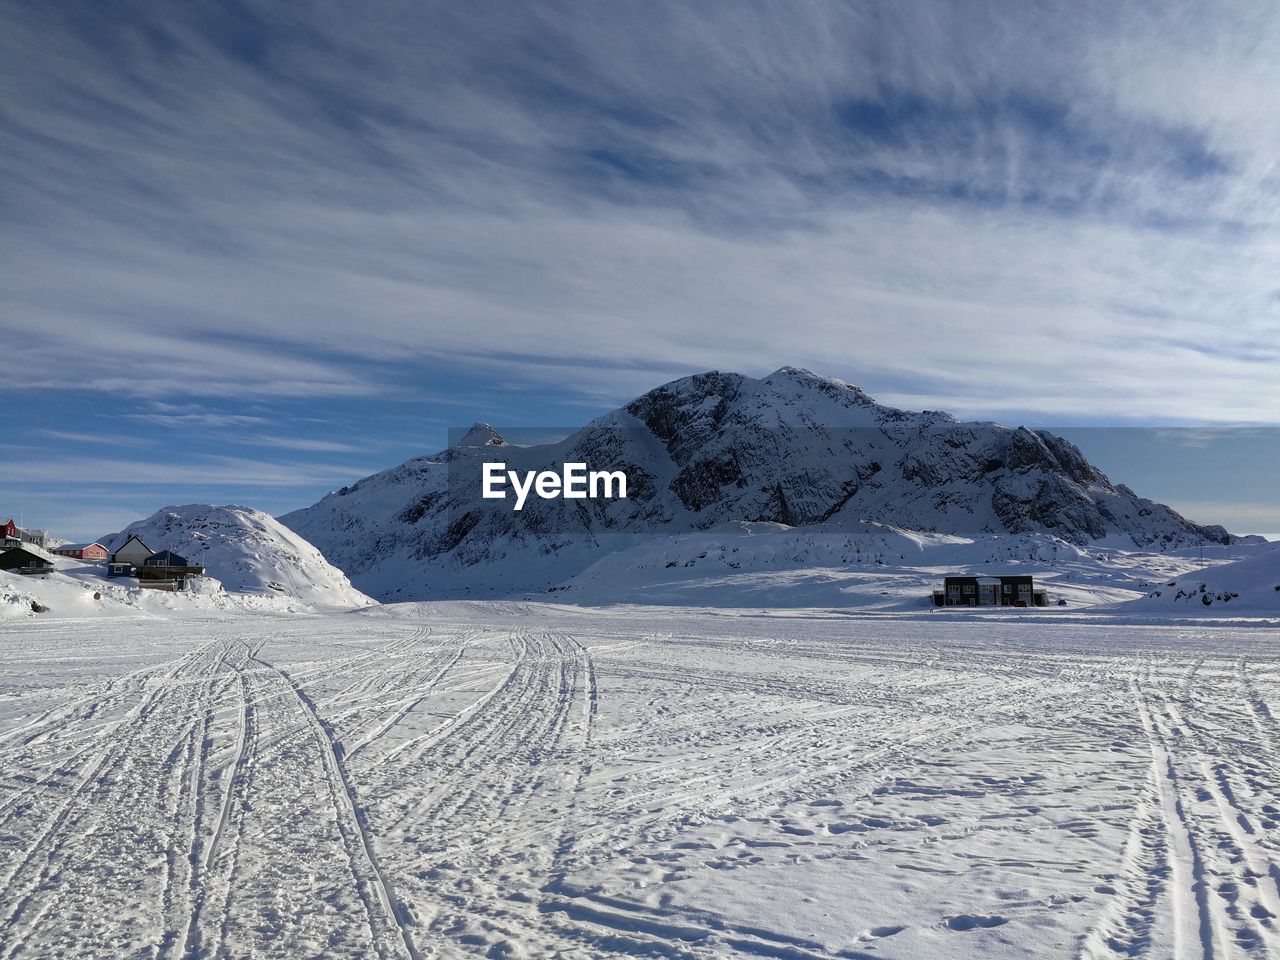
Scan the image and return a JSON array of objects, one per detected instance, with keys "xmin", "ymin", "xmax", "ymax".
[
  {"xmin": 0, "ymin": 546, "xmax": 55, "ymax": 574},
  {"xmin": 934, "ymin": 574, "xmax": 1046, "ymax": 607}
]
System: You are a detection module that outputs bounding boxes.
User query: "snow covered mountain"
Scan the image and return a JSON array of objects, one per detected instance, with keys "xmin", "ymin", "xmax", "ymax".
[
  {"xmin": 103, "ymin": 504, "xmax": 374, "ymax": 608},
  {"xmin": 281, "ymin": 367, "xmax": 1243, "ymax": 601}
]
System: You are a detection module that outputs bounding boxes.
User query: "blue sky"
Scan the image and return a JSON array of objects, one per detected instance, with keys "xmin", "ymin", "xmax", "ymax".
[{"xmin": 2, "ymin": 1, "xmax": 1278, "ymax": 540}]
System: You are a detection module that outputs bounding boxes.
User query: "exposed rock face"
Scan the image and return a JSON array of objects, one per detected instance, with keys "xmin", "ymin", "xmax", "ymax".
[{"xmin": 281, "ymin": 366, "xmax": 1236, "ymax": 600}]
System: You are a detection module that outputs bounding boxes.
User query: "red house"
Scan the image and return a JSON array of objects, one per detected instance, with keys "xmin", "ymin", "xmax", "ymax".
[
  {"xmin": 1, "ymin": 518, "xmax": 16, "ymax": 539},
  {"xmin": 53, "ymin": 542, "xmax": 110, "ymax": 561}
]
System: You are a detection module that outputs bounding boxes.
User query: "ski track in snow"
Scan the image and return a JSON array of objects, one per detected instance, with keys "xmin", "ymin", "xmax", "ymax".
[{"xmin": 1, "ymin": 607, "xmax": 1279, "ymax": 958}]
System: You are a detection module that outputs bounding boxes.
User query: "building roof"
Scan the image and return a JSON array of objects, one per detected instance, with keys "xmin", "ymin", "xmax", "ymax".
[
  {"xmin": 57, "ymin": 542, "xmax": 105, "ymax": 552},
  {"xmin": 145, "ymin": 549, "xmax": 192, "ymax": 566},
  {"xmin": 944, "ymin": 573, "xmax": 1035, "ymax": 581},
  {"xmin": 0, "ymin": 544, "xmax": 56, "ymax": 564}
]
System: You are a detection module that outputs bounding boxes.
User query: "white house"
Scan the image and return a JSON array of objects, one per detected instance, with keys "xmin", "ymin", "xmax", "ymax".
[{"xmin": 111, "ymin": 535, "xmax": 155, "ymax": 566}]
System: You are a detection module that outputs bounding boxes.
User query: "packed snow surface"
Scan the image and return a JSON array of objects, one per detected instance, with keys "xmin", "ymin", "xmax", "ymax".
[{"xmin": 2, "ymin": 601, "xmax": 1279, "ymax": 958}]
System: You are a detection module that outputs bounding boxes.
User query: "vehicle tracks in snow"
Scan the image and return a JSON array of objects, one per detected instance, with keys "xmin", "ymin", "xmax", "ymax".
[
  {"xmin": 0, "ymin": 640, "xmax": 238, "ymax": 959},
  {"xmin": 1082, "ymin": 658, "xmax": 1280, "ymax": 960},
  {"xmin": 5, "ymin": 609, "xmax": 1280, "ymax": 959}
]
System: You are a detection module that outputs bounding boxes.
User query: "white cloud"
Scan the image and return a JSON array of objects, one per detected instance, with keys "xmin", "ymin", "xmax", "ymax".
[
  {"xmin": 0, "ymin": 454, "xmax": 370, "ymax": 488},
  {"xmin": 123, "ymin": 412, "xmax": 272, "ymax": 428},
  {"xmin": 37, "ymin": 430, "xmax": 155, "ymax": 448},
  {"xmin": 237, "ymin": 435, "xmax": 370, "ymax": 453},
  {"xmin": 1, "ymin": 0, "xmax": 1278, "ymax": 423}
]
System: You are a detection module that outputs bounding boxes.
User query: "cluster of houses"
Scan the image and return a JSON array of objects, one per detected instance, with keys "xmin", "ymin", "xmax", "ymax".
[
  {"xmin": 105, "ymin": 534, "xmax": 205, "ymax": 589},
  {"xmin": 0, "ymin": 518, "xmax": 57, "ymax": 575},
  {"xmin": 932, "ymin": 574, "xmax": 1050, "ymax": 607},
  {"xmin": 0, "ymin": 518, "xmax": 204, "ymax": 590},
  {"xmin": 1, "ymin": 517, "xmax": 48, "ymax": 550}
]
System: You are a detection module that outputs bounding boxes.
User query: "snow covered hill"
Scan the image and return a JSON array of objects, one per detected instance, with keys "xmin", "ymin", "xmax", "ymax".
[
  {"xmin": 103, "ymin": 505, "xmax": 374, "ymax": 609},
  {"xmin": 282, "ymin": 367, "xmax": 1245, "ymax": 601},
  {"xmin": 1121, "ymin": 543, "xmax": 1280, "ymax": 615}
]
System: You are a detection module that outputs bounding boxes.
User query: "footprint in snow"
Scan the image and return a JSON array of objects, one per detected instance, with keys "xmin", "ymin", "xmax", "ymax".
[
  {"xmin": 860, "ymin": 925, "xmax": 905, "ymax": 940},
  {"xmin": 945, "ymin": 914, "xmax": 1009, "ymax": 931}
]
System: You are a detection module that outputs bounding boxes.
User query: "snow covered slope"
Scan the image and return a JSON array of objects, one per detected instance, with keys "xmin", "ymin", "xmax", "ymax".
[
  {"xmin": 552, "ymin": 523, "xmax": 1242, "ymax": 609},
  {"xmin": 103, "ymin": 505, "xmax": 374, "ymax": 609},
  {"xmin": 1121, "ymin": 542, "xmax": 1280, "ymax": 615},
  {"xmin": 282, "ymin": 367, "xmax": 1243, "ymax": 601}
]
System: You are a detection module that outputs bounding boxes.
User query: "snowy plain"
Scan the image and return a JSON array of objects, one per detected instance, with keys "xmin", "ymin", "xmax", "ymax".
[{"xmin": 2, "ymin": 595, "xmax": 1280, "ymax": 959}]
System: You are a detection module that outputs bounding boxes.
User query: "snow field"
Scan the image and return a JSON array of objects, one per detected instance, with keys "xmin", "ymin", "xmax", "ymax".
[{"xmin": 1, "ymin": 605, "xmax": 1279, "ymax": 958}]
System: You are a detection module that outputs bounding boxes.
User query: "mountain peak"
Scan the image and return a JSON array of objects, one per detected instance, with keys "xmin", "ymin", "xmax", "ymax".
[
  {"xmin": 459, "ymin": 422, "xmax": 506, "ymax": 447},
  {"xmin": 761, "ymin": 365, "xmax": 868, "ymax": 396},
  {"xmin": 765, "ymin": 365, "xmax": 819, "ymax": 380}
]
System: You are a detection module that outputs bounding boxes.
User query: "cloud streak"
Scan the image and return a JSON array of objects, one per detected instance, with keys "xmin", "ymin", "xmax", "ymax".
[
  {"xmin": 3, "ymin": 1, "xmax": 1280, "ymax": 538},
  {"xmin": 0, "ymin": 453, "xmax": 370, "ymax": 488}
]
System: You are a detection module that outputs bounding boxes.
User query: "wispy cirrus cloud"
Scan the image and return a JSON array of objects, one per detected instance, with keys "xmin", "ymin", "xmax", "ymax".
[
  {"xmin": 3, "ymin": 1, "xmax": 1280, "ymax": 536},
  {"xmin": 0, "ymin": 453, "xmax": 370, "ymax": 488},
  {"xmin": 236, "ymin": 435, "xmax": 370, "ymax": 453},
  {"xmin": 123, "ymin": 411, "xmax": 272, "ymax": 429},
  {"xmin": 38, "ymin": 429, "xmax": 155, "ymax": 448},
  {"xmin": 2, "ymin": 0, "xmax": 1278, "ymax": 422}
]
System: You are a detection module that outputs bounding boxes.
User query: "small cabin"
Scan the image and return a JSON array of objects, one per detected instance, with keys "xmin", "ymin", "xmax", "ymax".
[
  {"xmin": 111, "ymin": 535, "xmax": 154, "ymax": 566},
  {"xmin": 54, "ymin": 542, "xmax": 110, "ymax": 561},
  {"xmin": 933, "ymin": 574, "xmax": 1047, "ymax": 607},
  {"xmin": 106, "ymin": 562, "xmax": 135, "ymax": 578},
  {"xmin": 0, "ymin": 545, "xmax": 56, "ymax": 575},
  {"xmin": 138, "ymin": 549, "xmax": 204, "ymax": 586}
]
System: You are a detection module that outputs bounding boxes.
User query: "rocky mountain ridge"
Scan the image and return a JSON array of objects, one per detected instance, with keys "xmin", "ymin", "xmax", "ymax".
[{"xmin": 280, "ymin": 367, "xmax": 1241, "ymax": 600}]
